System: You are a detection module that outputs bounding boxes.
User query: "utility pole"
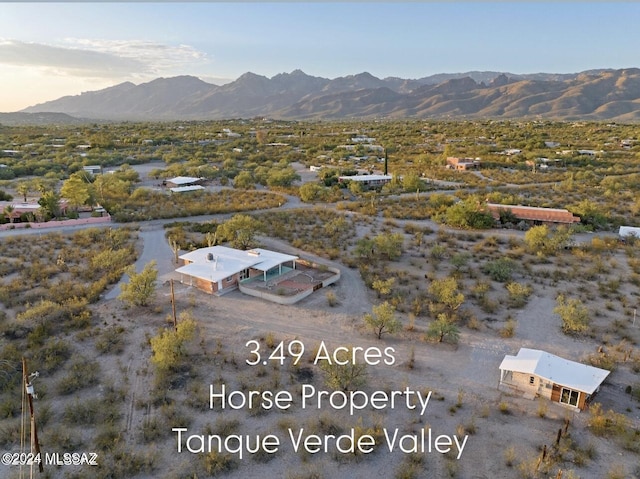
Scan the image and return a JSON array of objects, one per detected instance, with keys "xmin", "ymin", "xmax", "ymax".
[
  {"xmin": 22, "ymin": 357, "xmax": 43, "ymax": 474},
  {"xmin": 170, "ymin": 279, "xmax": 177, "ymax": 331},
  {"xmin": 384, "ymin": 148, "xmax": 388, "ymax": 176}
]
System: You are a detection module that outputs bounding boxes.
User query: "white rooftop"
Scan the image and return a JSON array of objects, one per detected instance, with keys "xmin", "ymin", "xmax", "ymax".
[
  {"xmin": 176, "ymin": 246, "xmax": 298, "ymax": 284},
  {"xmin": 499, "ymin": 348, "xmax": 610, "ymax": 394},
  {"xmin": 619, "ymin": 226, "xmax": 640, "ymax": 238},
  {"xmin": 0, "ymin": 201, "xmax": 40, "ymax": 211},
  {"xmin": 338, "ymin": 174, "xmax": 392, "ymax": 182},
  {"xmin": 167, "ymin": 176, "xmax": 202, "ymax": 185}
]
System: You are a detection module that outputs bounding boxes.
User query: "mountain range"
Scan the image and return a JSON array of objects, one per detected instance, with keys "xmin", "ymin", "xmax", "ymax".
[{"xmin": 15, "ymin": 68, "xmax": 640, "ymax": 122}]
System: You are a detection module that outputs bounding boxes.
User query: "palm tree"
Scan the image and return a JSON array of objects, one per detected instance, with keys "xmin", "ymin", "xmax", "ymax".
[{"xmin": 3, "ymin": 205, "xmax": 15, "ymax": 223}]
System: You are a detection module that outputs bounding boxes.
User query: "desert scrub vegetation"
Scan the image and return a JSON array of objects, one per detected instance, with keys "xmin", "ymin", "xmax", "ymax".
[
  {"xmin": 258, "ymin": 208, "xmax": 359, "ymax": 259},
  {"xmin": 338, "ymin": 192, "xmax": 454, "ymax": 220},
  {"xmin": 111, "ymin": 188, "xmax": 285, "ymax": 222},
  {"xmin": 0, "ymin": 227, "xmax": 138, "ymax": 475},
  {"xmin": 0, "ymin": 226, "xmax": 137, "ymax": 343}
]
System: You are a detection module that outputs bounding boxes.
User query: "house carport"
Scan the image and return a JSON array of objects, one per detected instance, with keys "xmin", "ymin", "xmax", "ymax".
[{"xmin": 175, "ymin": 246, "xmax": 298, "ymax": 296}]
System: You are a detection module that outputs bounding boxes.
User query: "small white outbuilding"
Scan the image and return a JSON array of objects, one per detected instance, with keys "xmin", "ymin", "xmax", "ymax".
[{"xmin": 499, "ymin": 348, "xmax": 610, "ymax": 411}]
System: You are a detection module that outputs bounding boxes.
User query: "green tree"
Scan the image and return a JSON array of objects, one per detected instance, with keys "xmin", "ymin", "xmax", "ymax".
[
  {"xmin": 93, "ymin": 174, "xmax": 130, "ymax": 209},
  {"xmin": 150, "ymin": 315, "xmax": 198, "ymax": 374},
  {"xmin": 363, "ymin": 301, "xmax": 401, "ymax": 339},
  {"xmin": 216, "ymin": 214, "xmax": 261, "ymax": 250},
  {"xmin": 354, "ymin": 237, "xmax": 375, "ymax": 259},
  {"xmin": 348, "ymin": 180, "xmax": 363, "ymax": 196},
  {"xmin": 402, "ymin": 172, "xmax": 424, "ymax": 193},
  {"xmin": 16, "ymin": 181, "xmax": 30, "ymax": 202},
  {"xmin": 371, "ymin": 277, "xmax": 396, "ymax": 298},
  {"xmin": 524, "ymin": 225, "xmax": 573, "ymax": 255},
  {"xmin": 233, "ymin": 171, "xmax": 255, "ymax": 189},
  {"xmin": 318, "ymin": 347, "xmax": 367, "ymax": 391},
  {"xmin": 428, "ymin": 276, "xmax": 464, "ymax": 313},
  {"xmin": 374, "ymin": 232, "xmax": 404, "ymax": 261},
  {"xmin": 60, "ymin": 174, "xmax": 91, "ymax": 211},
  {"xmin": 299, "ymin": 182, "xmax": 324, "ymax": 202},
  {"xmin": 3, "ymin": 205, "xmax": 15, "ymax": 223},
  {"xmin": 426, "ymin": 314, "xmax": 460, "ymax": 343},
  {"xmin": 266, "ymin": 167, "xmax": 300, "ymax": 187},
  {"xmin": 554, "ymin": 294, "xmax": 590, "ymax": 334},
  {"xmin": 443, "ymin": 197, "xmax": 494, "ymax": 229},
  {"xmin": 119, "ymin": 260, "xmax": 158, "ymax": 307},
  {"xmin": 524, "ymin": 224, "xmax": 550, "ymax": 254},
  {"xmin": 38, "ymin": 191, "xmax": 61, "ymax": 220}
]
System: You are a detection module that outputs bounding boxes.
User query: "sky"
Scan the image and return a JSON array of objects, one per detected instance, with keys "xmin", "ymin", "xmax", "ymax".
[{"xmin": 1, "ymin": 2, "xmax": 639, "ymax": 112}]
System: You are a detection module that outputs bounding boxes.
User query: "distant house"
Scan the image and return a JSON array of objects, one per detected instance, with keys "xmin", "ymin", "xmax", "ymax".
[
  {"xmin": 338, "ymin": 174, "xmax": 392, "ymax": 189},
  {"xmin": 82, "ymin": 165, "xmax": 102, "ymax": 176},
  {"xmin": 0, "ymin": 200, "xmax": 69, "ymax": 221},
  {"xmin": 487, "ymin": 203, "xmax": 580, "ymax": 225},
  {"xmin": 503, "ymin": 149, "xmax": 521, "ymax": 156},
  {"xmin": 446, "ymin": 157, "xmax": 481, "ymax": 171},
  {"xmin": 165, "ymin": 176, "xmax": 203, "ymax": 188},
  {"xmin": 176, "ymin": 246, "xmax": 298, "ymax": 296},
  {"xmin": 619, "ymin": 226, "xmax": 640, "ymax": 240},
  {"xmin": 499, "ymin": 348, "xmax": 610, "ymax": 411}
]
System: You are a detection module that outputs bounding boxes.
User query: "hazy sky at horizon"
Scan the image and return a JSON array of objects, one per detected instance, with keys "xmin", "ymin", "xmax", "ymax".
[{"xmin": 1, "ymin": 2, "xmax": 639, "ymax": 111}]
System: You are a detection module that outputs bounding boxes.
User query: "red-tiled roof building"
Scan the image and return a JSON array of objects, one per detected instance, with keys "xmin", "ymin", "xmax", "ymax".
[{"xmin": 487, "ymin": 203, "xmax": 580, "ymax": 225}]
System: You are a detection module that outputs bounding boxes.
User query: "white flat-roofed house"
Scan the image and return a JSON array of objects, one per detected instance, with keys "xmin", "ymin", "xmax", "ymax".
[
  {"xmin": 338, "ymin": 174, "xmax": 392, "ymax": 189},
  {"xmin": 619, "ymin": 226, "xmax": 640, "ymax": 241},
  {"xmin": 176, "ymin": 246, "xmax": 298, "ymax": 296},
  {"xmin": 82, "ymin": 165, "xmax": 102, "ymax": 176},
  {"xmin": 499, "ymin": 348, "xmax": 610, "ymax": 411},
  {"xmin": 165, "ymin": 176, "xmax": 203, "ymax": 188}
]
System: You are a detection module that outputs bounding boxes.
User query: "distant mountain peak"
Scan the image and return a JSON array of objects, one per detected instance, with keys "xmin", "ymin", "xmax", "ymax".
[
  {"xmin": 490, "ymin": 74, "xmax": 511, "ymax": 87},
  {"xmin": 19, "ymin": 68, "xmax": 640, "ymax": 122}
]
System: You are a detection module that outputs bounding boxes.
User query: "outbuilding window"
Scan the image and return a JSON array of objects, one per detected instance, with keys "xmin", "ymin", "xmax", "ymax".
[{"xmin": 560, "ymin": 388, "xmax": 579, "ymax": 407}]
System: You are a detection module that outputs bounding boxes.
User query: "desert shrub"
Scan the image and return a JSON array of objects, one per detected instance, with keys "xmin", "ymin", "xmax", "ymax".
[
  {"xmin": 201, "ymin": 450, "xmax": 238, "ymax": 476},
  {"xmin": 42, "ymin": 425, "xmax": 81, "ymax": 452},
  {"xmin": 499, "ymin": 318, "xmax": 516, "ymax": 338},
  {"xmin": 57, "ymin": 358, "xmax": 100, "ymax": 394},
  {"xmin": 150, "ymin": 316, "xmax": 198, "ymax": 375},
  {"xmin": 505, "ymin": 282, "xmax": 532, "ymax": 308},
  {"xmin": 326, "ymin": 290, "xmax": 338, "ymax": 307},
  {"xmin": 63, "ymin": 398, "xmax": 120, "ymax": 425},
  {"xmin": 587, "ymin": 403, "xmax": 629, "ymax": 437},
  {"xmin": 30, "ymin": 338, "xmax": 71, "ymax": 373},
  {"xmin": 554, "ymin": 294, "xmax": 590, "ymax": 334},
  {"xmin": 93, "ymin": 447, "xmax": 157, "ymax": 478},
  {"xmin": 504, "ymin": 445, "xmax": 516, "ymax": 466},
  {"xmin": 95, "ymin": 325, "xmax": 126, "ymax": 354},
  {"xmin": 482, "ymin": 258, "xmax": 516, "ymax": 282},
  {"xmin": 94, "ymin": 423, "xmax": 123, "ymax": 452},
  {"xmin": 141, "ymin": 416, "xmax": 166, "ymax": 443}
]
